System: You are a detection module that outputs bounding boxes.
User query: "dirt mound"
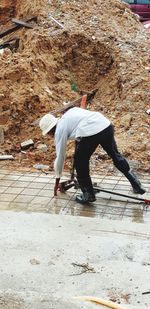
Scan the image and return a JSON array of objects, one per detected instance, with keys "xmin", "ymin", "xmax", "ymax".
[
  {"xmin": 0, "ymin": 0, "xmax": 149, "ymax": 173},
  {"xmin": 0, "ymin": 0, "xmax": 16, "ymax": 25}
]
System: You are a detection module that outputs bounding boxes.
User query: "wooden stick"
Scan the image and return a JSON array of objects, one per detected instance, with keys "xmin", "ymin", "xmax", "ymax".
[
  {"xmin": 52, "ymin": 97, "xmax": 82, "ymax": 116},
  {"xmin": 31, "ymin": 88, "xmax": 98, "ymax": 126},
  {"xmin": 12, "ymin": 18, "xmax": 34, "ymax": 29},
  {"xmin": 48, "ymin": 14, "xmax": 64, "ymax": 29},
  {"xmin": 75, "ymin": 296, "xmax": 127, "ymax": 309},
  {"xmin": 0, "ymin": 16, "xmax": 37, "ymax": 39},
  {"xmin": 52, "ymin": 89, "xmax": 98, "ymax": 116}
]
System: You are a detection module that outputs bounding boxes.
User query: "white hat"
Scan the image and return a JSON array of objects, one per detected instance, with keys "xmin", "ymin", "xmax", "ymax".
[{"xmin": 39, "ymin": 113, "xmax": 58, "ymax": 136}]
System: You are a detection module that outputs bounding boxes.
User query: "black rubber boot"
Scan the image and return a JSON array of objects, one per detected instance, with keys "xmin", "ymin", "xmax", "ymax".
[
  {"xmin": 76, "ymin": 177, "xmax": 96, "ymax": 204},
  {"xmin": 125, "ymin": 171, "xmax": 146, "ymax": 195}
]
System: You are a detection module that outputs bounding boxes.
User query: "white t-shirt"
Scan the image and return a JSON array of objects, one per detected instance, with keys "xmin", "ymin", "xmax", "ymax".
[{"xmin": 54, "ymin": 107, "xmax": 110, "ymax": 178}]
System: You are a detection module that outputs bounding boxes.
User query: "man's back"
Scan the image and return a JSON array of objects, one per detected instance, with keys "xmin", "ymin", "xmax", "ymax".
[{"xmin": 57, "ymin": 107, "xmax": 110, "ymax": 139}]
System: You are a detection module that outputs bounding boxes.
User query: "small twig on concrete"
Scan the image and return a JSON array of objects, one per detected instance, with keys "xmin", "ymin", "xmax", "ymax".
[
  {"xmin": 142, "ymin": 291, "xmax": 150, "ymax": 295},
  {"xmin": 70, "ymin": 262, "xmax": 96, "ymax": 276}
]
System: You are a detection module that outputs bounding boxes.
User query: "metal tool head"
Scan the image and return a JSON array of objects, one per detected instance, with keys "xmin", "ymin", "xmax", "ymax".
[{"xmin": 59, "ymin": 179, "xmax": 79, "ymax": 192}]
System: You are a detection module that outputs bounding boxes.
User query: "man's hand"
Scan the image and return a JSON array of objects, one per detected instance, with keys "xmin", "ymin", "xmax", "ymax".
[{"xmin": 54, "ymin": 178, "xmax": 60, "ymax": 196}]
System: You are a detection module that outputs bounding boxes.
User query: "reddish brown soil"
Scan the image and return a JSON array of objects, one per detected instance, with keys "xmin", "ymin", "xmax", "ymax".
[{"xmin": 0, "ymin": 0, "xmax": 149, "ymax": 174}]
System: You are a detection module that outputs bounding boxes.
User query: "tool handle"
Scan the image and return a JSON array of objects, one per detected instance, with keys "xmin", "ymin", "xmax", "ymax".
[
  {"xmin": 93, "ymin": 186, "xmax": 150, "ymax": 204},
  {"xmin": 52, "ymin": 88, "xmax": 98, "ymax": 116}
]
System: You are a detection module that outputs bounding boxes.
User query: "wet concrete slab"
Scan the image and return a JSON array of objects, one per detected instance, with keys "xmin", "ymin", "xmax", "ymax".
[{"xmin": 0, "ymin": 169, "xmax": 149, "ymax": 223}]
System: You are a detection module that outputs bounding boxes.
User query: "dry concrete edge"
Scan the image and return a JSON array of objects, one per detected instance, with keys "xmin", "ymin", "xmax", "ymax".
[{"xmin": 0, "ymin": 211, "xmax": 149, "ymax": 309}]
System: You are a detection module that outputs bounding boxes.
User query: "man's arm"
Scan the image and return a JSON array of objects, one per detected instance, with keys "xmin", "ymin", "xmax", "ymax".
[
  {"xmin": 80, "ymin": 94, "xmax": 87, "ymax": 109},
  {"xmin": 54, "ymin": 123, "xmax": 68, "ymax": 195}
]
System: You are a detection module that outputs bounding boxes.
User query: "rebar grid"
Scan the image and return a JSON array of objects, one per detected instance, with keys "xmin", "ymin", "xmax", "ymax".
[{"xmin": 0, "ymin": 169, "xmax": 149, "ymax": 222}]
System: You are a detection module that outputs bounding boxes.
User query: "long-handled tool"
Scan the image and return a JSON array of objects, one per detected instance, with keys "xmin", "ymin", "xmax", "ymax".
[
  {"xmin": 93, "ymin": 185, "xmax": 150, "ymax": 205},
  {"xmin": 59, "ymin": 178, "xmax": 150, "ymax": 205},
  {"xmin": 31, "ymin": 88, "xmax": 98, "ymax": 126}
]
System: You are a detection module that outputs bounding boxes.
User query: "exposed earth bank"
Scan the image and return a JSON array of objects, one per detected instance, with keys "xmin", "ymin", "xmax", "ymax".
[{"xmin": 0, "ymin": 0, "xmax": 149, "ymax": 173}]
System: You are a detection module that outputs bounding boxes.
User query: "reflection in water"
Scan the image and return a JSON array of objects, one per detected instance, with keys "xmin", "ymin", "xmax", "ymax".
[
  {"xmin": 0, "ymin": 189, "xmax": 148, "ymax": 224},
  {"xmin": 49, "ymin": 198, "xmax": 65, "ymax": 214},
  {"xmin": 54, "ymin": 199, "xmax": 98, "ymax": 218},
  {"xmin": 75, "ymin": 204, "xmax": 97, "ymax": 218},
  {"xmin": 132, "ymin": 207, "xmax": 144, "ymax": 223}
]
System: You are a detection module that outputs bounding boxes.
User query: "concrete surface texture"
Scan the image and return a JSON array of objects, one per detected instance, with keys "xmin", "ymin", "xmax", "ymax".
[{"xmin": 0, "ymin": 211, "xmax": 150, "ymax": 309}]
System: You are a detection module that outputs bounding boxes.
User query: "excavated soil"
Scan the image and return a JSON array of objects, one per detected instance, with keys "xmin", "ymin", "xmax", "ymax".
[{"xmin": 0, "ymin": 0, "xmax": 150, "ymax": 174}]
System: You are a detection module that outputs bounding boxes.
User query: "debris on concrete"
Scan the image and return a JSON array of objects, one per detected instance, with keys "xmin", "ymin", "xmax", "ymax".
[
  {"xmin": 0, "ymin": 155, "xmax": 14, "ymax": 160},
  {"xmin": 29, "ymin": 258, "xmax": 40, "ymax": 265},
  {"xmin": 37, "ymin": 143, "xmax": 48, "ymax": 152},
  {"xmin": 71, "ymin": 262, "xmax": 96, "ymax": 276},
  {"xmin": 33, "ymin": 163, "xmax": 49, "ymax": 170},
  {"xmin": 142, "ymin": 291, "xmax": 150, "ymax": 295},
  {"xmin": 21, "ymin": 139, "xmax": 34, "ymax": 149}
]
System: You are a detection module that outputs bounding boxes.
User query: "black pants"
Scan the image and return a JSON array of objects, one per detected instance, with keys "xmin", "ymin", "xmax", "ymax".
[{"xmin": 74, "ymin": 124, "xmax": 130, "ymax": 179}]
